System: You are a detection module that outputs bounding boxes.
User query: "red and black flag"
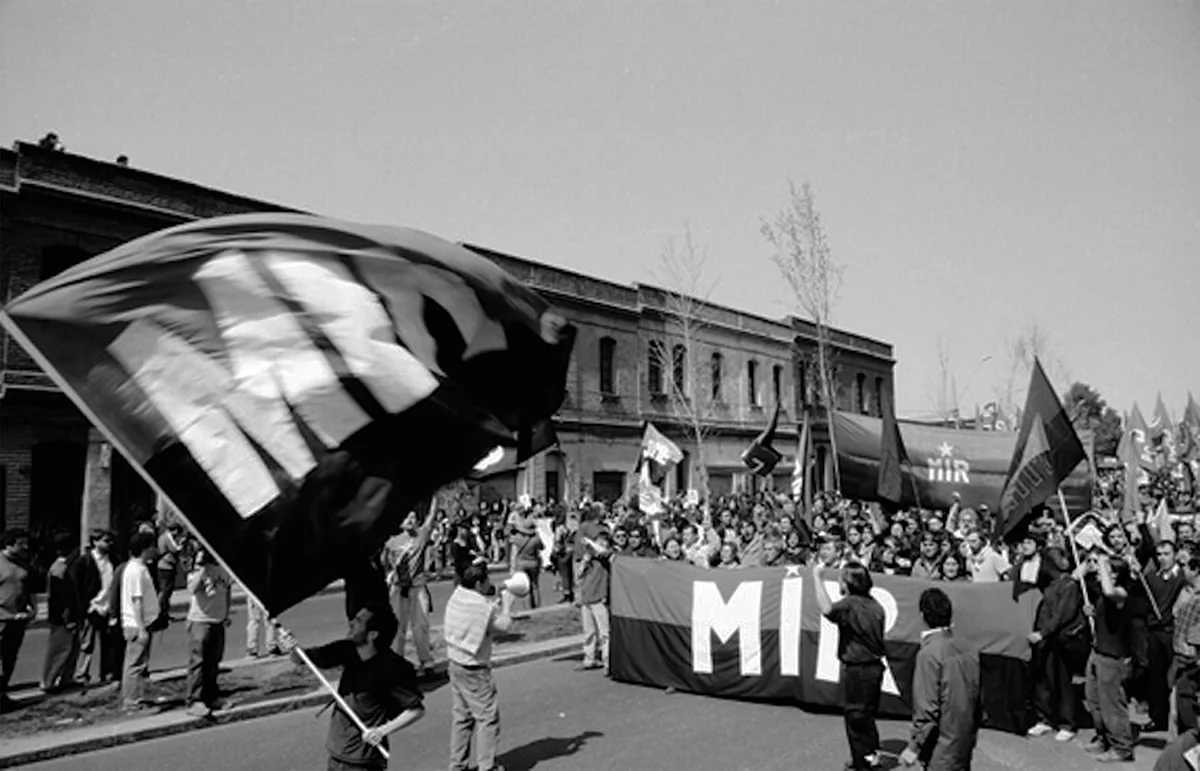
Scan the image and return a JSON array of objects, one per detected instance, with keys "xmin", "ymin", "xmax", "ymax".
[
  {"xmin": 997, "ymin": 358, "xmax": 1086, "ymax": 540},
  {"xmin": 876, "ymin": 385, "xmax": 908, "ymax": 503},
  {"xmin": 741, "ymin": 401, "xmax": 783, "ymax": 476},
  {"xmin": 0, "ymin": 213, "xmax": 575, "ymax": 615}
]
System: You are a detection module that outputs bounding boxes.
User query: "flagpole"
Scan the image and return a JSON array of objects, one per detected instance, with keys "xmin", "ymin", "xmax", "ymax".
[
  {"xmin": 1056, "ymin": 487, "xmax": 1096, "ymax": 638},
  {"xmin": 0, "ymin": 313, "xmax": 390, "ymax": 760}
]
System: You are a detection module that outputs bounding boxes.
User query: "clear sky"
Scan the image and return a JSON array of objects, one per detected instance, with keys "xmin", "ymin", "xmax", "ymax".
[{"xmin": 2, "ymin": 2, "xmax": 1197, "ymax": 419}]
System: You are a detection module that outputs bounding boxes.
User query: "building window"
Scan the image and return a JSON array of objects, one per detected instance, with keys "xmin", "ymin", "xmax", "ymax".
[
  {"xmin": 798, "ymin": 362, "xmax": 808, "ymax": 408},
  {"xmin": 748, "ymin": 360, "xmax": 759, "ymax": 407},
  {"xmin": 40, "ymin": 245, "xmax": 89, "ymax": 281},
  {"xmin": 711, "ymin": 353, "xmax": 723, "ymax": 402},
  {"xmin": 599, "ymin": 337, "xmax": 616, "ymax": 395},
  {"xmin": 874, "ymin": 377, "xmax": 884, "ymax": 416},
  {"xmin": 648, "ymin": 340, "xmax": 665, "ymax": 394},
  {"xmin": 544, "ymin": 471, "xmax": 560, "ymax": 502},
  {"xmin": 675, "ymin": 453, "xmax": 689, "ymax": 494},
  {"xmin": 773, "ymin": 364, "xmax": 783, "ymax": 407},
  {"xmin": 672, "ymin": 345, "xmax": 687, "ymax": 395},
  {"xmin": 856, "ymin": 373, "xmax": 867, "ymax": 414}
]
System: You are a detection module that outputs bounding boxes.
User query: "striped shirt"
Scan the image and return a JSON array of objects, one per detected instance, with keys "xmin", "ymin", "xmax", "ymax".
[{"xmin": 382, "ymin": 522, "xmax": 434, "ymax": 590}]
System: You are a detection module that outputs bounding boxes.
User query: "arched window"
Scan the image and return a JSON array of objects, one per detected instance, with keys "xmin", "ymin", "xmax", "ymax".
[
  {"xmin": 672, "ymin": 345, "xmax": 687, "ymax": 395},
  {"xmin": 648, "ymin": 340, "xmax": 665, "ymax": 394},
  {"xmin": 599, "ymin": 337, "xmax": 616, "ymax": 395},
  {"xmin": 856, "ymin": 373, "xmax": 867, "ymax": 414},
  {"xmin": 798, "ymin": 362, "xmax": 808, "ymax": 407},
  {"xmin": 711, "ymin": 353, "xmax": 723, "ymax": 402},
  {"xmin": 874, "ymin": 377, "xmax": 884, "ymax": 416},
  {"xmin": 748, "ymin": 360, "xmax": 759, "ymax": 407},
  {"xmin": 773, "ymin": 364, "xmax": 784, "ymax": 407}
]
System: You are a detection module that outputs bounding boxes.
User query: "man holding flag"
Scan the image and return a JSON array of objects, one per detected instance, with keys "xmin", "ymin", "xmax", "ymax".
[{"xmin": 0, "ymin": 212, "xmax": 575, "ymax": 764}]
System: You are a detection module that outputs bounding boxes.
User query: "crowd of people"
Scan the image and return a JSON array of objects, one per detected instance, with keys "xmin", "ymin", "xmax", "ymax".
[{"xmin": 7, "ymin": 483, "xmax": 1200, "ymax": 768}]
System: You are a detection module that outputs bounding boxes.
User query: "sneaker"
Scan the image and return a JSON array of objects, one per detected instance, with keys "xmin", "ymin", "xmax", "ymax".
[
  {"xmin": 1027, "ymin": 721, "xmax": 1053, "ymax": 737},
  {"xmin": 1054, "ymin": 729, "xmax": 1076, "ymax": 742},
  {"xmin": 1083, "ymin": 738, "xmax": 1109, "ymax": 755},
  {"xmin": 1094, "ymin": 750, "xmax": 1135, "ymax": 763},
  {"xmin": 185, "ymin": 703, "xmax": 213, "ymax": 719}
]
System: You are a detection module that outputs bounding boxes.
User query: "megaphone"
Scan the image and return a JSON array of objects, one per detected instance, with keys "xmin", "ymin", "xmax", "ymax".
[{"xmin": 501, "ymin": 571, "xmax": 531, "ymax": 598}]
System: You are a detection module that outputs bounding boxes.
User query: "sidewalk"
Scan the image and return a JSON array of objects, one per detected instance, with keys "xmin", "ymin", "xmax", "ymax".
[
  {"xmin": 26, "ymin": 562, "xmax": 515, "ymax": 629},
  {"xmin": 0, "ymin": 607, "xmax": 583, "ymax": 768}
]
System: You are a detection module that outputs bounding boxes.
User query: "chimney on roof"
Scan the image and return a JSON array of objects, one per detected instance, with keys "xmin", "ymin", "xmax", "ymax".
[
  {"xmin": 116, "ymin": 155, "xmax": 129, "ymax": 166},
  {"xmin": 38, "ymin": 132, "xmax": 65, "ymax": 152}
]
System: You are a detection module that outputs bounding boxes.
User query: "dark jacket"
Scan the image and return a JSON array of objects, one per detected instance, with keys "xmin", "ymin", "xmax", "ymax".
[
  {"xmin": 66, "ymin": 548, "xmax": 102, "ymax": 621},
  {"xmin": 907, "ymin": 628, "xmax": 982, "ymax": 771},
  {"xmin": 46, "ymin": 555, "xmax": 81, "ymax": 626},
  {"xmin": 1035, "ymin": 574, "xmax": 1085, "ymax": 641}
]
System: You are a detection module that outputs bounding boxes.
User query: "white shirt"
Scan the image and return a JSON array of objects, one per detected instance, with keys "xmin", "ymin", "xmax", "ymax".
[
  {"xmin": 121, "ymin": 557, "xmax": 158, "ymax": 629},
  {"xmin": 88, "ymin": 549, "xmax": 114, "ymax": 615}
]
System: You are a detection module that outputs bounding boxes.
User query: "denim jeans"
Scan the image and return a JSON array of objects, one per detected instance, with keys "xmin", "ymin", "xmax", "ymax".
[
  {"xmin": 1084, "ymin": 651, "xmax": 1133, "ymax": 756},
  {"xmin": 121, "ymin": 627, "xmax": 152, "ymax": 706},
  {"xmin": 449, "ymin": 662, "xmax": 501, "ymax": 771},
  {"xmin": 186, "ymin": 621, "xmax": 225, "ymax": 707}
]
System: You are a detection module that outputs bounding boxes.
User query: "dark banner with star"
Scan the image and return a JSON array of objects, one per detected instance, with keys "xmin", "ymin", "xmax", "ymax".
[
  {"xmin": 831, "ymin": 412, "xmax": 1091, "ymax": 515},
  {"xmin": 609, "ymin": 557, "xmax": 1038, "ymax": 734}
]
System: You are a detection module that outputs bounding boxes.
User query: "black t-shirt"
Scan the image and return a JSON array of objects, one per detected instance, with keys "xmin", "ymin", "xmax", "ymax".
[
  {"xmin": 826, "ymin": 594, "xmax": 887, "ymax": 665},
  {"xmin": 306, "ymin": 641, "xmax": 424, "ymax": 767},
  {"xmin": 1088, "ymin": 572, "xmax": 1135, "ymax": 659}
]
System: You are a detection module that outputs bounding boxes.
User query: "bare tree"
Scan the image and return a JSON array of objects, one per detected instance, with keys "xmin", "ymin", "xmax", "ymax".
[
  {"xmin": 761, "ymin": 181, "xmax": 844, "ymax": 488},
  {"xmin": 992, "ymin": 321, "xmax": 1069, "ymax": 429},
  {"xmin": 649, "ymin": 228, "xmax": 719, "ymax": 508}
]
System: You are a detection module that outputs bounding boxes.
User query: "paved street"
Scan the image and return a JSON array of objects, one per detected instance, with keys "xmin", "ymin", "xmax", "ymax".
[
  {"xmin": 9, "ymin": 569, "xmax": 562, "ymax": 690},
  {"xmin": 22, "ymin": 654, "xmax": 1168, "ymax": 771}
]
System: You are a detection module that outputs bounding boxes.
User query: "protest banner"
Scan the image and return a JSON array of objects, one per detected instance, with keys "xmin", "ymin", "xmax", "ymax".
[
  {"xmin": 609, "ymin": 558, "xmax": 1038, "ymax": 734},
  {"xmin": 832, "ymin": 412, "xmax": 1091, "ymax": 515}
]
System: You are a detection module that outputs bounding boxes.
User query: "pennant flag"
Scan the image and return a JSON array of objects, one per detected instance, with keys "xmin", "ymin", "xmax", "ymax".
[
  {"xmin": 1151, "ymin": 392, "xmax": 1178, "ymax": 465},
  {"xmin": 1182, "ymin": 393, "xmax": 1200, "ymax": 486},
  {"xmin": 742, "ymin": 401, "xmax": 783, "ymax": 476},
  {"xmin": 0, "ymin": 213, "xmax": 575, "ymax": 615},
  {"xmin": 997, "ymin": 359, "xmax": 1086, "ymax": 541},
  {"xmin": 1120, "ymin": 403, "xmax": 1156, "ymax": 472},
  {"xmin": 792, "ymin": 410, "xmax": 811, "ymax": 498},
  {"xmin": 876, "ymin": 386, "xmax": 908, "ymax": 502},
  {"xmin": 638, "ymin": 423, "xmax": 683, "ymax": 516},
  {"xmin": 1148, "ymin": 497, "xmax": 1173, "ymax": 545}
]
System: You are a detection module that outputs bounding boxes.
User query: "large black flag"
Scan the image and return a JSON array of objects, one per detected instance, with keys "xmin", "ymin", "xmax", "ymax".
[
  {"xmin": 997, "ymin": 358, "xmax": 1086, "ymax": 540},
  {"xmin": 876, "ymin": 386, "xmax": 908, "ymax": 502},
  {"xmin": 742, "ymin": 401, "xmax": 783, "ymax": 476},
  {"xmin": 0, "ymin": 213, "xmax": 575, "ymax": 614}
]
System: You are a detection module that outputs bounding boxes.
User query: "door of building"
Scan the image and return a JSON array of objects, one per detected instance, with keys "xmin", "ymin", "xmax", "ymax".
[{"xmin": 30, "ymin": 441, "xmax": 86, "ymax": 540}]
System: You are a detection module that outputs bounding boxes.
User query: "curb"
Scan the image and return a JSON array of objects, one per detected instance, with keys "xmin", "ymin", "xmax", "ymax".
[
  {"xmin": 26, "ymin": 562, "xmax": 515, "ymax": 630},
  {"xmin": 0, "ymin": 635, "xmax": 583, "ymax": 768}
]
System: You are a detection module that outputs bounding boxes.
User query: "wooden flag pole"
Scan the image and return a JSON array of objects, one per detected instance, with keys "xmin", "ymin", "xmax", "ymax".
[
  {"xmin": 1057, "ymin": 487, "xmax": 1095, "ymax": 637},
  {"xmin": 0, "ymin": 313, "xmax": 389, "ymax": 760}
]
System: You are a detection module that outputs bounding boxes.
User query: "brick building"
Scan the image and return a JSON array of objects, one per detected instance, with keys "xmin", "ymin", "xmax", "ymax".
[{"xmin": 0, "ymin": 139, "xmax": 895, "ymax": 541}]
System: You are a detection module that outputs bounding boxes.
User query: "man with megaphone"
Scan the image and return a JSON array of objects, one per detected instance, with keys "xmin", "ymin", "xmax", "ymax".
[{"xmin": 443, "ymin": 563, "xmax": 520, "ymax": 771}]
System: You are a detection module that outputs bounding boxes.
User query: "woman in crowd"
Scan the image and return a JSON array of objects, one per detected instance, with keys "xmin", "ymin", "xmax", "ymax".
[
  {"xmin": 1026, "ymin": 546, "xmax": 1087, "ymax": 743},
  {"xmin": 940, "ymin": 554, "xmax": 968, "ymax": 582},
  {"xmin": 717, "ymin": 542, "xmax": 740, "ymax": 570},
  {"xmin": 660, "ymin": 536, "xmax": 684, "ymax": 562},
  {"xmin": 910, "ymin": 533, "xmax": 944, "ymax": 581},
  {"xmin": 813, "ymin": 561, "xmax": 887, "ymax": 771}
]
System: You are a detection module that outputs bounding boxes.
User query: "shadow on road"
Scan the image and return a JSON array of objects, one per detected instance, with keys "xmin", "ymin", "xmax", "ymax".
[{"xmin": 497, "ymin": 729, "xmax": 604, "ymax": 771}]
